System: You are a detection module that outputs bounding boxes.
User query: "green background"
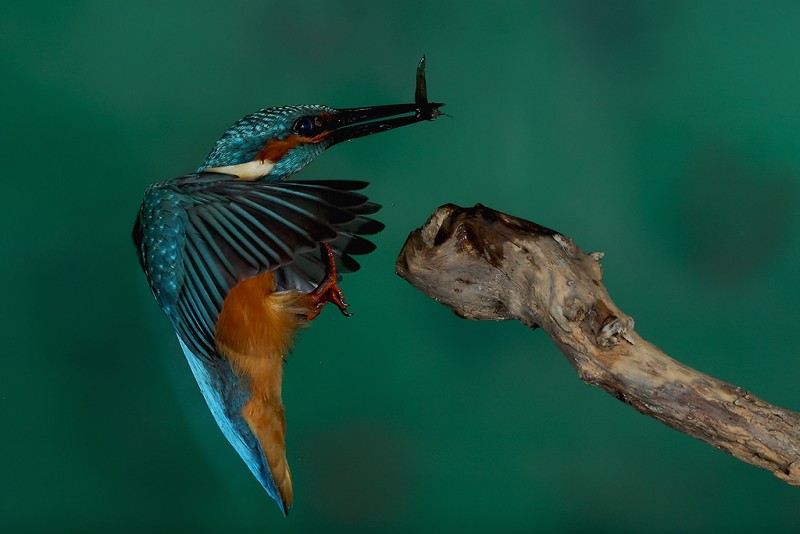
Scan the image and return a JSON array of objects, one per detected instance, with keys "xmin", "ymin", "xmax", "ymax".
[{"xmin": 3, "ymin": 1, "xmax": 800, "ymax": 532}]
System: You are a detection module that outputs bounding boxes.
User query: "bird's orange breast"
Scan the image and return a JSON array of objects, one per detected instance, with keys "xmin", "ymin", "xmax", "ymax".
[{"xmin": 214, "ymin": 271, "xmax": 312, "ymax": 510}]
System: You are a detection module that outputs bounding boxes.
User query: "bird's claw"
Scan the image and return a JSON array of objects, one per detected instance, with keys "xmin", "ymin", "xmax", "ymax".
[{"xmin": 306, "ymin": 243, "xmax": 352, "ymax": 320}]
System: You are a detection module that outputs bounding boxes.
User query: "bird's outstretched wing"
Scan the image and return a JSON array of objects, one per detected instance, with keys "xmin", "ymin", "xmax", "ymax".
[
  {"xmin": 133, "ymin": 172, "xmax": 383, "ymax": 362},
  {"xmin": 133, "ymin": 172, "xmax": 382, "ymax": 513}
]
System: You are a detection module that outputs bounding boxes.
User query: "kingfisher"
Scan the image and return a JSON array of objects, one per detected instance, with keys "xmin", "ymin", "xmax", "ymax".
[{"xmin": 133, "ymin": 58, "xmax": 443, "ymax": 515}]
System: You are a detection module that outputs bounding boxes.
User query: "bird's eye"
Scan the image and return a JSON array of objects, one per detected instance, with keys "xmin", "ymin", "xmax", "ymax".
[{"xmin": 293, "ymin": 117, "xmax": 315, "ymax": 136}]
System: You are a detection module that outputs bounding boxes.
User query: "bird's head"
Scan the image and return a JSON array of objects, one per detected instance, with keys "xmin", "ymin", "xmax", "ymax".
[{"xmin": 199, "ymin": 102, "xmax": 442, "ymax": 181}]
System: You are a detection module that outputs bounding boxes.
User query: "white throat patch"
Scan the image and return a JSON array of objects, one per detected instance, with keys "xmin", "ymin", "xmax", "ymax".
[{"xmin": 206, "ymin": 159, "xmax": 277, "ymax": 181}]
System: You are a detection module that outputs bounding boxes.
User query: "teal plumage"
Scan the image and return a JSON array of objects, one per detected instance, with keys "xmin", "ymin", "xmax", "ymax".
[
  {"xmin": 200, "ymin": 106, "xmax": 336, "ymax": 179},
  {"xmin": 134, "ymin": 174, "xmax": 382, "ymax": 362},
  {"xmin": 133, "ymin": 58, "xmax": 443, "ymax": 515}
]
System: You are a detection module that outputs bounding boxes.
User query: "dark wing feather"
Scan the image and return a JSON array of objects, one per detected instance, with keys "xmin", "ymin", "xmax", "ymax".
[
  {"xmin": 271, "ymin": 183, "xmax": 384, "ymax": 292},
  {"xmin": 134, "ymin": 173, "xmax": 383, "ymax": 362}
]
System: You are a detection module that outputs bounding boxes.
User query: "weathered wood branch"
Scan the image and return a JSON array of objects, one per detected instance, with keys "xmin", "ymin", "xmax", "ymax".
[{"xmin": 395, "ymin": 203, "xmax": 800, "ymax": 485}]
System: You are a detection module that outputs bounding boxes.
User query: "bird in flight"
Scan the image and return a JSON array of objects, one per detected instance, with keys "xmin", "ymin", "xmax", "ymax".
[{"xmin": 133, "ymin": 57, "xmax": 443, "ymax": 514}]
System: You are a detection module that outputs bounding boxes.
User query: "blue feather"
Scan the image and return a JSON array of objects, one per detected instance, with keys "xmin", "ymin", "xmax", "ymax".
[
  {"xmin": 199, "ymin": 106, "xmax": 335, "ymax": 180},
  {"xmin": 133, "ymin": 174, "xmax": 383, "ymax": 512},
  {"xmin": 178, "ymin": 338, "xmax": 288, "ymax": 515}
]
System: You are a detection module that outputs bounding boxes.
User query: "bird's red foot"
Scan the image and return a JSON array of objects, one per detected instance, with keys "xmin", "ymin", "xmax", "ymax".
[{"xmin": 306, "ymin": 243, "xmax": 352, "ymax": 320}]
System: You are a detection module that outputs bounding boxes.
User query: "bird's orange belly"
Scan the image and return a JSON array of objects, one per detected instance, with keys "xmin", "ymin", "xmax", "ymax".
[{"xmin": 214, "ymin": 271, "xmax": 312, "ymax": 510}]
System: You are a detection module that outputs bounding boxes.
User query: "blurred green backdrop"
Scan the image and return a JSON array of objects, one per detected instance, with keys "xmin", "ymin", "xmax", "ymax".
[{"xmin": 3, "ymin": 1, "xmax": 800, "ymax": 532}]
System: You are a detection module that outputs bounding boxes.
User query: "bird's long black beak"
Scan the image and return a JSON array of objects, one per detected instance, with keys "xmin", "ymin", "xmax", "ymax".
[{"xmin": 325, "ymin": 56, "xmax": 444, "ymax": 146}]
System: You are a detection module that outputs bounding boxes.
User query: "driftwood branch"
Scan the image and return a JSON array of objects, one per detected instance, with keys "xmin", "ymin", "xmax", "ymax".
[{"xmin": 395, "ymin": 203, "xmax": 800, "ymax": 485}]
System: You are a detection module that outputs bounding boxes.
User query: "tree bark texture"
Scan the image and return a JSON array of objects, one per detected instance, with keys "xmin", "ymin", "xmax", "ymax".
[{"xmin": 395, "ymin": 203, "xmax": 800, "ymax": 485}]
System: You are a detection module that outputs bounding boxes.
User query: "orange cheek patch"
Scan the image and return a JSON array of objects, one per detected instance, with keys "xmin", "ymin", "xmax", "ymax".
[
  {"xmin": 258, "ymin": 131, "xmax": 332, "ymax": 163},
  {"xmin": 258, "ymin": 134, "xmax": 307, "ymax": 163}
]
